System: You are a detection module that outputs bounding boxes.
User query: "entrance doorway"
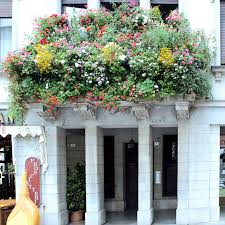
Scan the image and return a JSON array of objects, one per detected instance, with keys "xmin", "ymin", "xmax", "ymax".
[
  {"xmin": 163, "ymin": 135, "xmax": 178, "ymax": 197},
  {"xmin": 125, "ymin": 142, "xmax": 138, "ymax": 210}
]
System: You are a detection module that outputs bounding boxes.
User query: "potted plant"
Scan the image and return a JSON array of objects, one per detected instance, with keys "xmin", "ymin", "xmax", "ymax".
[{"xmin": 66, "ymin": 162, "xmax": 86, "ymax": 222}]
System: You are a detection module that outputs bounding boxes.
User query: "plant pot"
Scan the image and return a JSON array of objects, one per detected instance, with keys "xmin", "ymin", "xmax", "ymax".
[{"xmin": 70, "ymin": 210, "xmax": 85, "ymax": 222}]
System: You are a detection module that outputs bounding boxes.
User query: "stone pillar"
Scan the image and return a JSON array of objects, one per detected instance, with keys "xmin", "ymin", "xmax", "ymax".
[
  {"xmin": 140, "ymin": 0, "xmax": 151, "ymax": 10},
  {"xmin": 137, "ymin": 122, "xmax": 154, "ymax": 225},
  {"xmin": 44, "ymin": 127, "xmax": 68, "ymax": 225},
  {"xmin": 87, "ymin": 0, "xmax": 100, "ymax": 10},
  {"xmin": 208, "ymin": 125, "xmax": 220, "ymax": 223},
  {"xmin": 179, "ymin": 0, "xmax": 220, "ymax": 65},
  {"xmin": 176, "ymin": 122, "xmax": 220, "ymax": 224},
  {"xmin": 85, "ymin": 126, "xmax": 106, "ymax": 225},
  {"xmin": 12, "ymin": 0, "xmax": 61, "ymax": 49}
]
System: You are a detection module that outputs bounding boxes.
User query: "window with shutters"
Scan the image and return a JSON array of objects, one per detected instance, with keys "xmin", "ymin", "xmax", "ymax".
[{"xmin": 0, "ymin": 18, "xmax": 12, "ymax": 62}]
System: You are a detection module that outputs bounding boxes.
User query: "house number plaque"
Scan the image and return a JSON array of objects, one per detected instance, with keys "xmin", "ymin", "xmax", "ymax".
[{"xmin": 25, "ymin": 157, "xmax": 41, "ymax": 207}]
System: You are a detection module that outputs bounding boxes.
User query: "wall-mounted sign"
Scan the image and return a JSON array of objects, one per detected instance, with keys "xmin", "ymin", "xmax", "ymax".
[{"xmin": 25, "ymin": 157, "xmax": 41, "ymax": 207}]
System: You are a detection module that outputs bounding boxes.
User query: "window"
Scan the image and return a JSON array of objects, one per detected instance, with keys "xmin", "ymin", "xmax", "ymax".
[{"xmin": 0, "ymin": 18, "xmax": 12, "ymax": 61}]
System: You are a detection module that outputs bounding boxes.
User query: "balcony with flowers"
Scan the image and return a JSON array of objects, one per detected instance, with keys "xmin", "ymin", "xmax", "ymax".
[{"xmin": 2, "ymin": 4, "xmax": 211, "ymax": 124}]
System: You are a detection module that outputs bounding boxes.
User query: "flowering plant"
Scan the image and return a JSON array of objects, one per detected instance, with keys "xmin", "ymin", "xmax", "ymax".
[{"xmin": 2, "ymin": 4, "xmax": 211, "ymax": 123}]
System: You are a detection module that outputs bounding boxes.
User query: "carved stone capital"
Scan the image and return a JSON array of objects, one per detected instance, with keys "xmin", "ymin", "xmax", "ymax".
[
  {"xmin": 175, "ymin": 102, "xmax": 190, "ymax": 119},
  {"xmin": 73, "ymin": 103, "xmax": 96, "ymax": 120},
  {"xmin": 132, "ymin": 104, "xmax": 149, "ymax": 120}
]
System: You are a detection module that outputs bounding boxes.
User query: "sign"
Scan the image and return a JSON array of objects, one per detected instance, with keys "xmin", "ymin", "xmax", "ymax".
[
  {"xmin": 0, "ymin": 136, "xmax": 11, "ymax": 149},
  {"xmin": 25, "ymin": 157, "xmax": 41, "ymax": 207}
]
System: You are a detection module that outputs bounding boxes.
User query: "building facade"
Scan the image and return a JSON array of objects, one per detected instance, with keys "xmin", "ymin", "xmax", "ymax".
[{"xmin": 1, "ymin": 0, "xmax": 225, "ymax": 225}]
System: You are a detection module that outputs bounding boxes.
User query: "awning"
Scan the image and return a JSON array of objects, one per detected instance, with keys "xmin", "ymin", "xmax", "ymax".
[
  {"xmin": 0, "ymin": 126, "xmax": 42, "ymax": 138},
  {"xmin": 0, "ymin": 126, "xmax": 48, "ymax": 174}
]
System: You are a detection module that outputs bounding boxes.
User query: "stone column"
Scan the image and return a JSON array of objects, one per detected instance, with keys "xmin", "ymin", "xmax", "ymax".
[
  {"xmin": 12, "ymin": 0, "xmax": 61, "ymax": 49},
  {"xmin": 179, "ymin": 0, "xmax": 220, "ymax": 65},
  {"xmin": 140, "ymin": 0, "xmax": 151, "ymax": 10},
  {"xmin": 176, "ymin": 122, "xmax": 220, "ymax": 224},
  {"xmin": 87, "ymin": 0, "xmax": 100, "ymax": 10},
  {"xmin": 208, "ymin": 125, "xmax": 220, "ymax": 223},
  {"xmin": 85, "ymin": 126, "xmax": 106, "ymax": 225},
  {"xmin": 44, "ymin": 127, "xmax": 68, "ymax": 225},
  {"xmin": 137, "ymin": 122, "xmax": 154, "ymax": 225}
]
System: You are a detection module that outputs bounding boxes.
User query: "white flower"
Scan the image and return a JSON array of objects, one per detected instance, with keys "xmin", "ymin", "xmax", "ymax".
[
  {"xmin": 154, "ymin": 85, "xmax": 159, "ymax": 89},
  {"xmin": 75, "ymin": 63, "xmax": 79, "ymax": 67},
  {"xmin": 61, "ymin": 60, "xmax": 65, "ymax": 64},
  {"xmin": 143, "ymin": 15, "xmax": 148, "ymax": 24},
  {"xmin": 45, "ymin": 83, "xmax": 49, "ymax": 89},
  {"xmin": 119, "ymin": 54, "xmax": 126, "ymax": 61}
]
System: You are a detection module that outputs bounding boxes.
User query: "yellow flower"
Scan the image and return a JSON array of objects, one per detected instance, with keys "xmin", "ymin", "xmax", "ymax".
[
  {"xmin": 159, "ymin": 48, "xmax": 174, "ymax": 67},
  {"xmin": 101, "ymin": 42, "xmax": 121, "ymax": 63},
  {"xmin": 35, "ymin": 44, "xmax": 53, "ymax": 73}
]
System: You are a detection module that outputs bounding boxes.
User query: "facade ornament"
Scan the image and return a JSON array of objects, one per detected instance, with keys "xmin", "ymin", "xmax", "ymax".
[
  {"xmin": 211, "ymin": 66, "xmax": 225, "ymax": 82},
  {"xmin": 132, "ymin": 104, "xmax": 149, "ymax": 120},
  {"xmin": 37, "ymin": 106, "xmax": 58, "ymax": 121},
  {"xmin": 73, "ymin": 103, "xmax": 96, "ymax": 120},
  {"xmin": 175, "ymin": 102, "xmax": 190, "ymax": 119}
]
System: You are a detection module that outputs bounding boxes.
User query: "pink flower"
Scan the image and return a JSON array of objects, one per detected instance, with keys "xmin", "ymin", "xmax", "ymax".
[{"xmin": 131, "ymin": 42, "xmax": 137, "ymax": 48}]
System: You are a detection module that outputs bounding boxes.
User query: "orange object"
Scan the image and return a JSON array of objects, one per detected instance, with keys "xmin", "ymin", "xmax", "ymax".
[
  {"xmin": 6, "ymin": 171, "xmax": 40, "ymax": 225},
  {"xmin": 0, "ymin": 199, "xmax": 16, "ymax": 225}
]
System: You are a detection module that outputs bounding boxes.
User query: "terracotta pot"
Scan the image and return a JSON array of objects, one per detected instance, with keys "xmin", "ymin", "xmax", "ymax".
[{"xmin": 70, "ymin": 210, "xmax": 84, "ymax": 222}]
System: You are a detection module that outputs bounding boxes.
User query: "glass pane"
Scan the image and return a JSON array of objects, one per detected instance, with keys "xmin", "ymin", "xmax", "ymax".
[
  {"xmin": 0, "ymin": 18, "xmax": 12, "ymax": 61},
  {"xmin": 0, "ymin": 152, "xmax": 5, "ymax": 161}
]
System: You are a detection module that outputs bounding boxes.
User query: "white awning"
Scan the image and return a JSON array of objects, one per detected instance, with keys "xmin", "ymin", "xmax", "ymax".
[
  {"xmin": 0, "ymin": 126, "xmax": 48, "ymax": 173},
  {"xmin": 0, "ymin": 126, "xmax": 42, "ymax": 138}
]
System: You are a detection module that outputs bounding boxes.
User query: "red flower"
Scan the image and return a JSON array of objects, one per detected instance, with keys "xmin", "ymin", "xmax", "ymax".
[
  {"xmin": 131, "ymin": 42, "xmax": 137, "ymax": 48},
  {"xmin": 40, "ymin": 38, "xmax": 48, "ymax": 45},
  {"xmin": 86, "ymin": 26, "xmax": 91, "ymax": 32},
  {"xmin": 50, "ymin": 14, "xmax": 58, "ymax": 17}
]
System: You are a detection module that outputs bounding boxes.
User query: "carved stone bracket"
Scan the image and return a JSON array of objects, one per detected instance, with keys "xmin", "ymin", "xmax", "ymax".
[
  {"xmin": 132, "ymin": 104, "xmax": 149, "ymax": 120},
  {"xmin": 211, "ymin": 66, "xmax": 225, "ymax": 82},
  {"xmin": 175, "ymin": 102, "xmax": 190, "ymax": 119},
  {"xmin": 73, "ymin": 103, "xmax": 96, "ymax": 120},
  {"xmin": 38, "ymin": 107, "xmax": 58, "ymax": 121}
]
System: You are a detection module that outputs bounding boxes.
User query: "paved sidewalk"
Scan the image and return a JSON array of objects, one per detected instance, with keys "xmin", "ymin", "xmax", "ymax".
[{"xmin": 70, "ymin": 208, "xmax": 225, "ymax": 225}]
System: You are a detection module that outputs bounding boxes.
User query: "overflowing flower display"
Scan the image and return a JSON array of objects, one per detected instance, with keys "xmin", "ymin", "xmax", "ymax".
[{"xmin": 2, "ymin": 4, "xmax": 211, "ymax": 122}]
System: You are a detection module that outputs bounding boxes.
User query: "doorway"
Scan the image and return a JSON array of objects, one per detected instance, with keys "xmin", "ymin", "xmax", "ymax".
[
  {"xmin": 125, "ymin": 142, "xmax": 138, "ymax": 210},
  {"xmin": 163, "ymin": 135, "xmax": 178, "ymax": 197}
]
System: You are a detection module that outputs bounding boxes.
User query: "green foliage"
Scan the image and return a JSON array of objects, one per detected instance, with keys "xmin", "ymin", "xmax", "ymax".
[
  {"xmin": 67, "ymin": 162, "xmax": 86, "ymax": 211},
  {"xmin": 3, "ymin": 4, "xmax": 211, "ymax": 120}
]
